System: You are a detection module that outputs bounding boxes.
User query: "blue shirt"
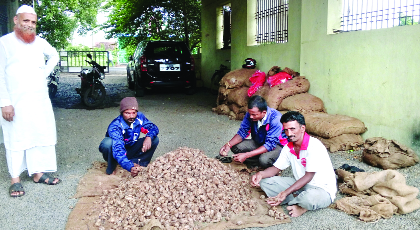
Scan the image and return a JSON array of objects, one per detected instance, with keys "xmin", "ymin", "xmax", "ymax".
[{"xmin": 237, "ymin": 107, "xmax": 287, "ymax": 151}]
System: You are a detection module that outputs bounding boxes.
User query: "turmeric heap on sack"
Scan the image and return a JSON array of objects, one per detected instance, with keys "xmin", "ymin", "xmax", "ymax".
[{"xmin": 93, "ymin": 147, "xmax": 259, "ymax": 230}]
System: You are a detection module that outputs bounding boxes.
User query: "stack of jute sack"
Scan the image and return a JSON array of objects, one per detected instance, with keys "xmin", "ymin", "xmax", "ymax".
[{"xmin": 212, "ymin": 67, "xmax": 367, "ymax": 152}]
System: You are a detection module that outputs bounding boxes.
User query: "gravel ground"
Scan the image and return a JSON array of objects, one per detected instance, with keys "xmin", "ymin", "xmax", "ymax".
[{"xmin": 0, "ymin": 66, "xmax": 419, "ymax": 230}]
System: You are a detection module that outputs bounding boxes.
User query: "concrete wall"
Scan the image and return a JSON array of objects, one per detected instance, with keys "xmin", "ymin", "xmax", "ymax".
[
  {"xmin": 201, "ymin": 0, "xmax": 232, "ymax": 89},
  {"xmin": 231, "ymin": 0, "xmax": 302, "ymax": 74},
  {"xmin": 201, "ymin": 0, "xmax": 420, "ymax": 152},
  {"xmin": 300, "ymin": 0, "xmax": 420, "ymax": 153},
  {"xmin": 201, "ymin": 0, "xmax": 301, "ymax": 88}
]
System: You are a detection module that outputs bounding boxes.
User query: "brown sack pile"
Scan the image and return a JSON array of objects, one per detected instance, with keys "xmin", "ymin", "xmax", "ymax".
[
  {"xmin": 362, "ymin": 137, "xmax": 420, "ymax": 169},
  {"xmin": 265, "ymin": 76, "xmax": 310, "ymax": 109},
  {"xmin": 312, "ymin": 134, "xmax": 364, "ymax": 153},
  {"xmin": 333, "ymin": 169, "xmax": 420, "ymax": 221},
  {"xmin": 213, "ymin": 67, "xmax": 310, "ymax": 121},
  {"xmin": 212, "ymin": 67, "xmax": 368, "ymax": 152},
  {"xmin": 278, "ymin": 93, "xmax": 326, "ymax": 113},
  {"xmin": 304, "ymin": 112, "xmax": 367, "ymax": 152},
  {"xmin": 220, "ymin": 68, "xmax": 256, "ymax": 89}
]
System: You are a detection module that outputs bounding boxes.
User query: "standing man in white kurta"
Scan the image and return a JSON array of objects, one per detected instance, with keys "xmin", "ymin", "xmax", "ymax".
[
  {"xmin": 0, "ymin": 5, "xmax": 60, "ymax": 197},
  {"xmin": 251, "ymin": 111, "xmax": 337, "ymax": 217}
]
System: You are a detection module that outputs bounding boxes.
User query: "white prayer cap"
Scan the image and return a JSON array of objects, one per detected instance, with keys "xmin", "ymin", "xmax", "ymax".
[{"xmin": 16, "ymin": 5, "xmax": 37, "ymax": 15}]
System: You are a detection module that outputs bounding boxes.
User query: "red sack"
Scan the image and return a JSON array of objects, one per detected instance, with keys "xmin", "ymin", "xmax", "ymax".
[
  {"xmin": 248, "ymin": 70, "xmax": 266, "ymax": 97},
  {"xmin": 268, "ymin": 72, "xmax": 292, "ymax": 87}
]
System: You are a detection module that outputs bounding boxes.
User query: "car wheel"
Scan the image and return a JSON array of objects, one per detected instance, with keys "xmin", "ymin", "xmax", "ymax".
[
  {"xmin": 126, "ymin": 70, "xmax": 132, "ymax": 88},
  {"xmin": 128, "ymin": 72, "xmax": 135, "ymax": 90},
  {"xmin": 134, "ymin": 73, "xmax": 145, "ymax": 97}
]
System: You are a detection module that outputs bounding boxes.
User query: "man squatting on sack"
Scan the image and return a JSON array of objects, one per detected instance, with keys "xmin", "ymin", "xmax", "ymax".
[
  {"xmin": 0, "ymin": 5, "xmax": 60, "ymax": 197},
  {"xmin": 219, "ymin": 95, "xmax": 288, "ymax": 169},
  {"xmin": 251, "ymin": 111, "xmax": 337, "ymax": 217},
  {"xmin": 99, "ymin": 97, "xmax": 159, "ymax": 177}
]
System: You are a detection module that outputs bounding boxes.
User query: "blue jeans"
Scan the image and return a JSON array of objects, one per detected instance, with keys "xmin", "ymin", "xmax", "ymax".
[
  {"xmin": 260, "ymin": 176, "xmax": 332, "ymax": 211},
  {"xmin": 99, "ymin": 136, "xmax": 159, "ymax": 174}
]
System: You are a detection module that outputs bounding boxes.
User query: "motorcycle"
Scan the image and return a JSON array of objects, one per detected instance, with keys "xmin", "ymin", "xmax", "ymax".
[
  {"xmin": 76, "ymin": 54, "xmax": 106, "ymax": 108},
  {"xmin": 47, "ymin": 67, "xmax": 60, "ymax": 98}
]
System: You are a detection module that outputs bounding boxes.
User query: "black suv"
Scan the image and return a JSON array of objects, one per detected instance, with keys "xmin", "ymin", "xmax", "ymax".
[{"xmin": 127, "ymin": 40, "xmax": 196, "ymax": 96}]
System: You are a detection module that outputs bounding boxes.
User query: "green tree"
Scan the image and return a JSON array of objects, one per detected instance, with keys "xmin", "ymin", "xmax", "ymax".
[
  {"xmin": 103, "ymin": 0, "xmax": 201, "ymax": 55},
  {"xmin": 398, "ymin": 13, "xmax": 420, "ymax": 26},
  {"xmin": 34, "ymin": 0, "xmax": 103, "ymax": 50}
]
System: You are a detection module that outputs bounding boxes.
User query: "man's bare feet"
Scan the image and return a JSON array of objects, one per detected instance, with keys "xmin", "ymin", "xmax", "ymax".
[{"xmin": 287, "ymin": 205, "xmax": 308, "ymax": 217}]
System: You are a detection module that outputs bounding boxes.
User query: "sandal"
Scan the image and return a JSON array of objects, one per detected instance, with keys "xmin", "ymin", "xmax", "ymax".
[
  {"xmin": 34, "ymin": 173, "xmax": 61, "ymax": 185},
  {"xmin": 215, "ymin": 155, "xmax": 232, "ymax": 163},
  {"xmin": 9, "ymin": 183, "xmax": 25, "ymax": 197}
]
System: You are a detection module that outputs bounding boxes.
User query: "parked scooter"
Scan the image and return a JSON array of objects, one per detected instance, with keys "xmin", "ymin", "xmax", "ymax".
[
  {"xmin": 47, "ymin": 67, "xmax": 60, "ymax": 98},
  {"xmin": 76, "ymin": 54, "xmax": 106, "ymax": 108}
]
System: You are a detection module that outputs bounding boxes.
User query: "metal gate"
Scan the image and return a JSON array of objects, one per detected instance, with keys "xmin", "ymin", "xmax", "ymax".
[{"xmin": 59, "ymin": 51, "xmax": 110, "ymax": 73}]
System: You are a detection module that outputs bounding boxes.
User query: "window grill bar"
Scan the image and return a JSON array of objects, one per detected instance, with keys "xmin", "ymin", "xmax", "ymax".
[
  {"xmin": 256, "ymin": 0, "xmax": 288, "ymax": 44},
  {"xmin": 340, "ymin": 0, "xmax": 420, "ymax": 32}
]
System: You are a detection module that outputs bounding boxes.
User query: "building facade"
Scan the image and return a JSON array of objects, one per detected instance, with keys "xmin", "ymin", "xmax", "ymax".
[{"xmin": 202, "ymin": 0, "xmax": 420, "ymax": 153}]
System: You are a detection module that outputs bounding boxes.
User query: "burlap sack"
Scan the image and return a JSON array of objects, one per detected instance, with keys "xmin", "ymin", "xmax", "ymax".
[
  {"xmin": 362, "ymin": 137, "xmax": 420, "ymax": 170},
  {"xmin": 212, "ymin": 104, "xmax": 230, "ymax": 115},
  {"xmin": 266, "ymin": 76, "xmax": 310, "ymax": 109},
  {"xmin": 334, "ymin": 194, "xmax": 398, "ymax": 222},
  {"xmin": 304, "ymin": 112, "xmax": 367, "ymax": 139},
  {"xmin": 216, "ymin": 86, "xmax": 230, "ymax": 106},
  {"xmin": 228, "ymin": 103, "xmax": 247, "ymax": 115},
  {"xmin": 278, "ymin": 93, "xmax": 326, "ymax": 113},
  {"xmin": 220, "ymin": 68, "xmax": 256, "ymax": 89},
  {"xmin": 227, "ymin": 86, "xmax": 250, "ymax": 107},
  {"xmin": 312, "ymin": 134, "xmax": 364, "ymax": 152},
  {"xmin": 236, "ymin": 112, "xmax": 246, "ymax": 121},
  {"xmin": 282, "ymin": 67, "xmax": 300, "ymax": 77},
  {"xmin": 66, "ymin": 159, "xmax": 291, "ymax": 230},
  {"xmin": 253, "ymin": 84, "xmax": 270, "ymax": 101},
  {"xmin": 336, "ymin": 169, "xmax": 420, "ymax": 215}
]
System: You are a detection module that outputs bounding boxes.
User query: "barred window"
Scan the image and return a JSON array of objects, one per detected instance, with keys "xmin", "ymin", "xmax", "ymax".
[
  {"xmin": 216, "ymin": 4, "xmax": 231, "ymax": 49},
  {"xmin": 337, "ymin": 0, "xmax": 420, "ymax": 33},
  {"xmin": 222, "ymin": 5, "xmax": 231, "ymax": 49},
  {"xmin": 19, "ymin": 0, "xmax": 34, "ymax": 7},
  {"xmin": 255, "ymin": 0, "xmax": 288, "ymax": 44}
]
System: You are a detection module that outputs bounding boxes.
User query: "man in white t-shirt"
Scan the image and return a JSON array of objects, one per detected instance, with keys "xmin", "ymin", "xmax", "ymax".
[{"xmin": 251, "ymin": 111, "xmax": 337, "ymax": 217}]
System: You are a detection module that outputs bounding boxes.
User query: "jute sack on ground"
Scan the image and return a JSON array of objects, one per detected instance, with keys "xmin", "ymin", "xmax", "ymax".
[
  {"xmin": 216, "ymin": 86, "xmax": 231, "ymax": 106},
  {"xmin": 304, "ymin": 112, "xmax": 367, "ymax": 139},
  {"xmin": 266, "ymin": 76, "xmax": 310, "ymax": 109},
  {"xmin": 220, "ymin": 68, "xmax": 256, "ymax": 89},
  {"xmin": 212, "ymin": 104, "xmax": 230, "ymax": 115},
  {"xmin": 334, "ymin": 194, "xmax": 398, "ymax": 222},
  {"xmin": 311, "ymin": 134, "xmax": 364, "ymax": 152},
  {"xmin": 227, "ymin": 86, "xmax": 249, "ymax": 107},
  {"xmin": 335, "ymin": 169, "xmax": 420, "ymax": 218},
  {"xmin": 362, "ymin": 137, "xmax": 420, "ymax": 169},
  {"xmin": 228, "ymin": 103, "xmax": 247, "ymax": 115},
  {"xmin": 278, "ymin": 93, "xmax": 326, "ymax": 113},
  {"xmin": 66, "ymin": 158, "xmax": 291, "ymax": 230}
]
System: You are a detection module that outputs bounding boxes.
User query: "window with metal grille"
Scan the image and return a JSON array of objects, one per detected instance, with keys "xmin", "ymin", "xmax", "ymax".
[
  {"xmin": 216, "ymin": 4, "xmax": 231, "ymax": 49},
  {"xmin": 255, "ymin": 0, "xmax": 288, "ymax": 44},
  {"xmin": 222, "ymin": 5, "xmax": 231, "ymax": 49},
  {"xmin": 19, "ymin": 0, "xmax": 34, "ymax": 7},
  {"xmin": 337, "ymin": 0, "xmax": 420, "ymax": 33}
]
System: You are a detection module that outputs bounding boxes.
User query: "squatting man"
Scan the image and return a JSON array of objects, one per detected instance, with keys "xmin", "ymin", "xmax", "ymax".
[
  {"xmin": 219, "ymin": 95, "xmax": 287, "ymax": 170},
  {"xmin": 99, "ymin": 97, "xmax": 159, "ymax": 176},
  {"xmin": 251, "ymin": 111, "xmax": 337, "ymax": 217},
  {"xmin": 0, "ymin": 5, "xmax": 60, "ymax": 197}
]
